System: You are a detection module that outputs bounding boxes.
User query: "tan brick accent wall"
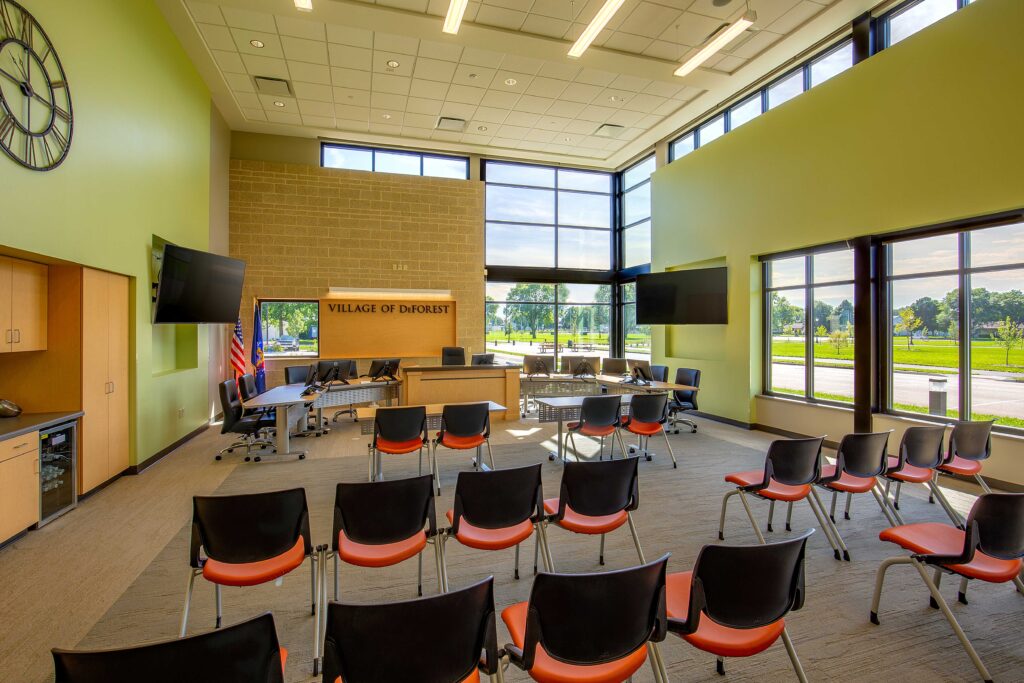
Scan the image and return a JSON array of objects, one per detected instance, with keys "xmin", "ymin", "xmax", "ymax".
[{"xmin": 229, "ymin": 159, "xmax": 485, "ymax": 386}]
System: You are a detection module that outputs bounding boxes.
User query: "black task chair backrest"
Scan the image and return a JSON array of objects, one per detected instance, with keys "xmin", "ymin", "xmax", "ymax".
[
  {"xmin": 451, "ymin": 464, "xmax": 544, "ymax": 534},
  {"xmin": 673, "ymin": 368, "xmax": 701, "ymax": 408},
  {"xmin": 628, "ymin": 393, "xmax": 668, "ymax": 424},
  {"xmin": 471, "ymin": 353, "xmax": 495, "ymax": 365},
  {"xmin": 333, "ymin": 475, "xmax": 436, "ymax": 548},
  {"xmin": 897, "ymin": 426, "xmax": 946, "ymax": 470},
  {"xmin": 948, "ymin": 420, "xmax": 994, "ymax": 463},
  {"xmin": 318, "ymin": 359, "xmax": 357, "ymax": 382},
  {"xmin": 556, "ymin": 457, "xmax": 639, "ymax": 518},
  {"xmin": 579, "ymin": 394, "xmax": 622, "ymax": 429},
  {"xmin": 441, "ymin": 346, "xmax": 466, "ymax": 366},
  {"xmin": 602, "ymin": 358, "xmax": 628, "ymax": 374},
  {"xmin": 373, "ymin": 406, "xmax": 427, "ymax": 446},
  {"xmin": 53, "ymin": 612, "xmax": 284, "ymax": 683},
  {"xmin": 650, "ymin": 365, "xmax": 669, "ymax": 382},
  {"xmin": 238, "ymin": 373, "xmax": 260, "ymax": 402},
  {"xmin": 440, "ymin": 402, "xmax": 490, "ymax": 439},
  {"xmin": 219, "ymin": 380, "xmax": 244, "ymax": 434},
  {"xmin": 761, "ymin": 437, "xmax": 824, "ymax": 487},
  {"xmin": 834, "ymin": 431, "xmax": 891, "ymax": 478},
  {"xmin": 322, "ymin": 577, "xmax": 499, "ymax": 683},
  {"xmin": 190, "ymin": 488, "xmax": 312, "ymax": 568},
  {"xmin": 517, "ymin": 555, "xmax": 669, "ymax": 671},
  {"xmin": 675, "ymin": 531, "xmax": 812, "ymax": 635},
  {"xmin": 284, "ymin": 364, "xmax": 311, "ymax": 385}
]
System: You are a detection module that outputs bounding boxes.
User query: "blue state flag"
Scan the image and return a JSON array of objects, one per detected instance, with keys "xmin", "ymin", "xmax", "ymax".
[{"xmin": 251, "ymin": 301, "xmax": 266, "ymax": 392}]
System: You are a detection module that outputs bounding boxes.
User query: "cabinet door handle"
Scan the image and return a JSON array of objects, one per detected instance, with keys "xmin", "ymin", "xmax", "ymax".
[
  {"xmin": 13, "ymin": 329, "xmax": 19, "ymax": 343},
  {"xmin": 110, "ymin": 381, "xmax": 115, "ymax": 393},
  {"xmin": 33, "ymin": 457, "xmax": 39, "ymax": 474},
  {"xmin": 4, "ymin": 329, "xmax": 9, "ymax": 343}
]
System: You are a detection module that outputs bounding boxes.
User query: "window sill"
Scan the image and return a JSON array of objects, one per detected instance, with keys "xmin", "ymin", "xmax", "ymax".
[{"xmin": 758, "ymin": 394, "xmax": 854, "ymax": 412}]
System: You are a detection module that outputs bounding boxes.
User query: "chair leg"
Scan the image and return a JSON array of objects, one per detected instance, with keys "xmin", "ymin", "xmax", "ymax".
[
  {"xmin": 485, "ymin": 440, "xmax": 496, "ymax": 470},
  {"xmin": 811, "ymin": 487, "xmax": 849, "ymax": 560},
  {"xmin": 568, "ymin": 432, "xmax": 579, "ymax": 462},
  {"xmin": 929, "ymin": 568, "xmax": 943, "ymax": 609},
  {"xmin": 844, "ymin": 492, "xmax": 854, "ymax": 520},
  {"xmin": 829, "ymin": 489, "xmax": 838, "ymax": 523},
  {"xmin": 870, "ymin": 556, "xmax": 911, "ymax": 623},
  {"xmin": 767, "ymin": 500, "xmax": 775, "ymax": 533},
  {"xmin": 627, "ymin": 512, "xmax": 647, "ymax": 564},
  {"xmin": 805, "ymin": 493, "xmax": 842, "ymax": 561},
  {"xmin": 435, "ymin": 536, "xmax": 447, "ymax": 593},
  {"xmin": 312, "ymin": 549, "xmax": 321, "ymax": 673},
  {"xmin": 417, "ymin": 549, "xmax": 424, "ymax": 597},
  {"xmin": 599, "ymin": 533, "xmax": 606, "ymax": 565},
  {"xmin": 534, "ymin": 531, "xmax": 540, "ymax": 575},
  {"xmin": 214, "ymin": 584, "xmax": 223, "ymax": 629},
  {"xmin": 959, "ymin": 576, "xmax": 970, "ymax": 605},
  {"xmin": 615, "ymin": 430, "xmax": 628, "ymax": 463},
  {"xmin": 418, "ymin": 446, "xmax": 423, "ymax": 476},
  {"xmin": 367, "ymin": 445, "xmax": 375, "ymax": 482},
  {"xmin": 718, "ymin": 490, "xmax": 738, "ymax": 540},
  {"xmin": 894, "ymin": 480, "xmax": 903, "ymax": 509},
  {"xmin": 737, "ymin": 490, "xmax": 767, "ymax": 544},
  {"xmin": 1011, "ymin": 574, "xmax": 1024, "ymax": 596},
  {"xmin": 514, "ymin": 543, "xmax": 521, "ymax": 580},
  {"xmin": 180, "ymin": 569, "xmax": 197, "ymax": 638},
  {"xmin": 929, "ymin": 479, "xmax": 965, "ymax": 528},
  {"xmin": 314, "ymin": 546, "xmax": 325, "ymax": 676},
  {"xmin": 599, "ymin": 436, "xmax": 605, "ymax": 460},
  {"xmin": 333, "ymin": 552, "xmax": 339, "ymax": 601},
  {"xmin": 780, "ymin": 627, "xmax": 808, "ymax": 683},
  {"xmin": 539, "ymin": 522, "xmax": 555, "ymax": 571},
  {"xmin": 432, "ymin": 444, "xmax": 442, "ymax": 495},
  {"xmin": 716, "ymin": 656, "xmax": 725, "ymax": 675},
  {"xmin": 661, "ymin": 429, "xmax": 677, "ymax": 468},
  {"xmin": 786, "ymin": 501, "xmax": 794, "ymax": 531},
  {"xmin": 310, "ymin": 551, "xmax": 318, "ymax": 615},
  {"xmin": 649, "ymin": 641, "xmax": 669, "ymax": 683},
  {"xmin": 870, "ymin": 484, "xmax": 898, "ymax": 527}
]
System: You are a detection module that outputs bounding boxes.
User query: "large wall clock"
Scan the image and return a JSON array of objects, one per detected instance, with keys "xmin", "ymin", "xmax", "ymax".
[{"xmin": 0, "ymin": 0, "xmax": 72, "ymax": 171}]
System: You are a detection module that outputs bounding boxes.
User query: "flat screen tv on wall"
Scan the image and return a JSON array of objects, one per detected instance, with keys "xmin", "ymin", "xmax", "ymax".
[
  {"xmin": 636, "ymin": 267, "xmax": 728, "ymax": 325},
  {"xmin": 153, "ymin": 244, "xmax": 246, "ymax": 324}
]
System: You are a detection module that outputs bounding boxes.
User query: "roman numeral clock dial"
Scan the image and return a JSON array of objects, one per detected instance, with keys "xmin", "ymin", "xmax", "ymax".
[{"xmin": 0, "ymin": 0, "xmax": 72, "ymax": 171}]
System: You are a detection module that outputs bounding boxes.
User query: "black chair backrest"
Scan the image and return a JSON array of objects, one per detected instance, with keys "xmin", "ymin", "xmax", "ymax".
[
  {"xmin": 650, "ymin": 365, "xmax": 668, "ymax": 382},
  {"xmin": 441, "ymin": 402, "xmax": 490, "ymax": 438},
  {"xmin": 451, "ymin": 464, "xmax": 543, "ymax": 533},
  {"xmin": 579, "ymin": 394, "xmax": 622, "ymax": 429},
  {"xmin": 835, "ymin": 431, "xmax": 891, "ymax": 478},
  {"xmin": 523, "ymin": 355, "xmax": 554, "ymax": 375},
  {"xmin": 557, "ymin": 457, "xmax": 639, "ymax": 518},
  {"xmin": 190, "ymin": 487, "xmax": 311, "ymax": 567},
  {"xmin": 318, "ymin": 359, "xmax": 357, "ymax": 382},
  {"xmin": 284, "ymin": 364, "xmax": 310, "ymax": 385},
  {"xmin": 964, "ymin": 493, "xmax": 1024, "ymax": 561},
  {"xmin": 629, "ymin": 393, "xmax": 667, "ymax": 424},
  {"xmin": 322, "ymin": 577, "xmax": 498, "ymax": 683},
  {"xmin": 373, "ymin": 406, "xmax": 427, "ymax": 445},
  {"xmin": 673, "ymin": 368, "xmax": 700, "ymax": 408},
  {"xmin": 471, "ymin": 353, "xmax": 495, "ymax": 365},
  {"xmin": 219, "ymin": 380, "xmax": 243, "ymax": 434},
  {"xmin": 238, "ymin": 373, "xmax": 259, "ymax": 401},
  {"xmin": 441, "ymin": 347, "xmax": 466, "ymax": 365},
  {"xmin": 762, "ymin": 437, "xmax": 824, "ymax": 487},
  {"xmin": 948, "ymin": 420, "xmax": 993, "ymax": 463},
  {"xmin": 684, "ymin": 531, "xmax": 811, "ymax": 632},
  {"xmin": 898, "ymin": 426, "xmax": 946, "ymax": 470},
  {"xmin": 519, "ymin": 555, "xmax": 668, "ymax": 671},
  {"xmin": 602, "ymin": 358, "xmax": 628, "ymax": 374},
  {"xmin": 53, "ymin": 613, "xmax": 284, "ymax": 683},
  {"xmin": 333, "ymin": 475, "xmax": 436, "ymax": 547}
]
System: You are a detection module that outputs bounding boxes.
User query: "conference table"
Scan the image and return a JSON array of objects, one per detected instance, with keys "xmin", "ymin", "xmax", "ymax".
[
  {"xmin": 520, "ymin": 373, "xmax": 695, "ymax": 413},
  {"xmin": 242, "ymin": 384, "xmax": 324, "ymax": 458},
  {"xmin": 535, "ymin": 394, "xmax": 636, "ymax": 463}
]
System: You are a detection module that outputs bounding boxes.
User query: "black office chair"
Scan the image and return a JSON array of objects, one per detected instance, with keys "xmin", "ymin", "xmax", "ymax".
[
  {"xmin": 321, "ymin": 577, "xmax": 501, "ymax": 683},
  {"xmin": 53, "ymin": 613, "xmax": 286, "ymax": 683},
  {"xmin": 650, "ymin": 364, "xmax": 668, "ymax": 382},
  {"xmin": 471, "ymin": 353, "xmax": 494, "ymax": 365},
  {"xmin": 238, "ymin": 373, "xmax": 275, "ymax": 424},
  {"xmin": 502, "ymin": 555, "xmax": 671, "ymax": 683},
  {"xmin": 441, "ymin": 346, "xmax": 466, "ymax": 365},
  {"xmin": 668, "ymin": 367, "xmax": 701, "ymax": 434},
  {"xmin": 601, "ymin": 357, "xmax": 629, "ymax": 375},
  {"xmin": 216, "ymin": 380, "xmax": 274, "ymax": 462},
  {"xmin": 284, "ymin": 365, "xmax": 311, "ymax": 384}
]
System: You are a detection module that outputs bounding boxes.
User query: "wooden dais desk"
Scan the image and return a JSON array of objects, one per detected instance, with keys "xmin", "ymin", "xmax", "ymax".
[{"xmin": 401, "ymin": 365, "xmax": 521, "ymax": 420}]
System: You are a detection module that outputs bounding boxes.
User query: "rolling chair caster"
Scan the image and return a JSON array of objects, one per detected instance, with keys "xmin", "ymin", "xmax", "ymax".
[
  {"xmin": 299, "ymin": 453, "xmax": 306, "ymax": 460},
  {"xmin": 645, "ymin": 454, "xmax": 652, "ymax": 462},
  {"xmin": 215, "ymin": 454, "xmax": 222, "ymax": 461},
  {"xmin": 244, "ymin": 456, "xmax": 251, "ymax": 462},
  {"xmin": 253, "ymin": 456, "xmax": 261, "ymax": 462}
]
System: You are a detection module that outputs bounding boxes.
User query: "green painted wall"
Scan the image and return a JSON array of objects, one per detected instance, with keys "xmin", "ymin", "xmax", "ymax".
[
  {"xmin": 650, "ymin": 0, "xmax": 1024, "ymax": 424},
  {"xmin": 0, "ymin": 0, "xmax": 212, "ymax": 464}
]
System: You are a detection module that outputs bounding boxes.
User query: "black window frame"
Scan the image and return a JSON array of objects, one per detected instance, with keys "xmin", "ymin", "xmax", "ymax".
[
  {"xmin": 321, "ymin": 142, "xmax": 470, "ymax": 179},
  {"xmin": 619, "ymin": 154, "xmax": 655, "ymax": 272}
]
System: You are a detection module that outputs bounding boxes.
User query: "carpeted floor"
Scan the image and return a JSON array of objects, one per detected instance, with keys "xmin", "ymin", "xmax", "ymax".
[{"xmin": 74, "ymin": 430, "xmax": 1024, "ymax": 682}]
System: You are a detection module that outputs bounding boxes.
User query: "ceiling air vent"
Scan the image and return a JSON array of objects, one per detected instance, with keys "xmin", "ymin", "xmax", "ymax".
[
  {"xmin": 253, "ymin": 76, "xmax": 293, "ymax": 97},
  {"xmin": 436, "ymin": 117, "xmax": 466, "ymax": 132},
  {"xmin": 594, "ymin": 123, "xmax": 625, "ymax": 138}
]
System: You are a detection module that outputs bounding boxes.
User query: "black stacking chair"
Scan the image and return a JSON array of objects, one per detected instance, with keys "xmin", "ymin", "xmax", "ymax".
[
  {"xmin": 938, "ymin": 420, "xmax": 995, "ymax": 501},
  {"xmin": 601, "ymin": 357, "xmax": 629, "ymax": 375},
  {"xmin": 239, "ymin": 372, "xmax": 276, "ymax": 423},
  {"xmin": 430, "ymin": 402, "xmax": 494, "ymax": 494},
  {"xmin": 502, "ymin": 555, "xmax": 670, "ymax": 683},
  {"xmin": 325, "ymin": 475, "xmax": 443, "ymax": 606},
  {"xmin": 565, "ymin": 394, "xmax": 626, "ymax": 461},
  {"xmin": 620, "ymin": 392, "xmax": 677, "ymax": 468},
  {"xmin": 442, "ymin": 346, "xmax": 466, "ymax": 365},
  {"xmin": 544, "ymin": 457, "xmax": 645, "ymax": 566},
  {"xmin": 666, "ymin": 531, "xmax": 813, "ymax": 680},
  {"xmin": 883, "ymin": 426, "xmax": 961, "ymax": 527},
  {"xmin": 650, "ymin": 364, "xmax": 669, "ymax": 382},
  {"xmin": 441, "ymin": 464, "xmax": 553, "ymax": 590},
  {"xmin": 284, "ymin": 365, "xmax": 312, "ymax": 384},
  {"xmin": 181, "ymin": 489, "xmax": 321, "ymax": 665},
  {"xmin": 369, "ymin": 406, "xmax": 427, "ymax": 482},
  {"xmin": 668, "ymin": 367, "xmax": 701, "ymax": 433},
  {"xmin": 216, "ymin": 379, "xmax": 274, "ymax": 462},
  {"xmin": 872, "ymin": 493, "xmax": 1024, "ymax": 682},
  {"xmin": 322, "ymin": 577, "xmax": 500, "ymax": 683},
  {"xmin": 719, "ymin": 436, "xmax": 844, "ymax": 560},
  {"xmin": 54, "ymin": 613, "xmax": 286, "ymax": 683}
]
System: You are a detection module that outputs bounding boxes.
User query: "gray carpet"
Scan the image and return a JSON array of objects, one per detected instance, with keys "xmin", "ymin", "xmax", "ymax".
[{"xmin": 79, "ymin": 432, "xmax": 1024, "ymax": 682}]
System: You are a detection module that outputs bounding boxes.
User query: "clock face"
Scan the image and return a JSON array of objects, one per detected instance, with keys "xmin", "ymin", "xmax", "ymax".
[{"xmin": 0, "ymin": 0, "xmax": 72, "ymax": 171}]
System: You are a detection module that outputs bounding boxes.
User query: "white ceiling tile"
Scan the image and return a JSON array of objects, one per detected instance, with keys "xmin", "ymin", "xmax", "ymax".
[
  {"xmin": 514, "ymin": 95, "xmax": 553, "ymax": 114},
  {"xmin": 504, "ymin": 111, "xmax": 540, "ymax": 127},
  {"xmin": 258, "ymin": 93, "xmax": 295, "ymax": 110},
  {"xmin": 332, "ymin": 67, "xmax": 372, "ymax": 90},
  {"xmin": 606, "ymin": 108, "xmax": 644, "ymax": 126},
  {"xmin": 597, "ymin": 88, "xmax": 633, "ymax": 107},
  {"xmin": 685, "ymin": 0, "xmax": 740, "ymax": 21},
  {"xmin": 374, "ymin": 32, "xmax": 420, "ymax": 55},
  {"xmin": 475, "ymin": 5, "xmax": 527, "ymax": 30},
  {"xmin": 403, "ymin": 112, "xmax": 438, "ymax": 129},
  {"xmin": 380, "ymin": 0, "xmax": 429, "ymax": 11},
  {"xmin": 461, "ymin": 47, "xmax": 505, "ymax": 69},
  {"xmin": 474, "ymin": 107, "xmax": 510, "ymax": 123},
  {"xmin": 299, "ymin": 99, "xmax": 335, "ymax": 116},
  {"xmin": 242, "ymin": 107, "xmax": 266, "ymax": 121},
  {"xmin": 370, "ymin": 122, "xmax": 405, "ymax": 135},
  {"xmin": 608, "ymin": 74, "xmax": 651, "ymax": 92},
  {"xmin": 371, "ymin": 109, "xmax": 405, "ymax": 125},
  {"xmin": 520, "ymin": 15, "xmax": 569, "ymax": 38},
  {"xmin": 480, "ymin": 90, "xmax": 520, "ymax": 108},
  {"xmin": 523, "ymin": 129, "xmax": 557, "ymax": 143},
  {"xmin": 663, "ymin": 12, "xmax": 725, "ymax": 46},
  {"xmin": 491, "ymin": 71, "xmax": 533, "ymax": 92},
  {"xmin": 578, "ymin": 136, "xmax": 607, "ymax": 150},
  {"xmin": 560, "ymin": 82, "xmax": 603, "ymax": 104},
  {"xmin": 418, "ymin": 40, "xmax": 464, "ymax": 62},
  {"xmin": 335, "ymin": 104, "xmax": 369, "ymax": 120},
  {"xmin": 574, "ymin": 68, "xmax": 617, "ymax": 87},
  {"xmin": 447, "ymin": 84, "xmax": 486, "ymax": 105},
  {"xmin": 266, "ymin": 111, "xmax": 302, "ymax": 125},
  {"xmin": 302, "ymin": 115, "xmax": 337, "ymax": 128},
  {"xmin": 673, "ymin": 85, "xmax": 703, "ymax": 101},
  {"xmin": 729, "ymin": 30, "xmax": 783, "ymax": 59},
  {"xmin": 652, "ymin": 98, "xmax": 681, "ymax": 116},
  {"xmin": 461, "ymin": 133, "xmax": 494, "ymax": 145},
  {"xmin": 617, "ymin": 2, "xmax": 682, "ymax": 39},
  {"xmin": 406, "ymin": 97, "xmax": 444, "ymax": 115},
  {"xmin": 426, "ymin": 0, "xmax": 453, "ymax": 17},
  {"xmin": 620, "ymin": 92, "xmax": 666, "ymax": 113},
  {"xmin": 293, "ymin": 81, "xmax": 334, "ymax": 102},
  {"xmin": 575, "ymin": 104, "xmax": 615, "ymax": 123},
  {"xmin": 336, "ymin": 119, "xmax": 370, "ymax": 132},
  {"xmin": 329, "ymin": 44, "xmax": 372, "ymax": 70},
  {"xmin": 231, "ymin": 29, "xmax": 284, "ymax": 58},
  {"xmin": 636, "ymin": 113, "xmax": 661, "ymax": 128},
  {"xmin": 525, "ymin": 77, "xmax": 568, "ymax": 99},
  {"xmin": 289, "ymin": 61, "xmax": 332, "ymax": 85},
  {"xmin": 538, "ymin": 62, "xmax": 582, "ymax": 82},
  {"xmin": 333, "ymin": 88, "xmax": 371, "ymax": 107},
  {"xmin": 282, "ymin": 36, "xmax": 329, "ymax": 64},
  {"xmin": 187, "ymin": 1, "xmax": 224, "ymax": 25},
  {"xmin": 234, "ymin": 92, "xmax": 262, "ymax": 109},
  {"xmin": 602, "ymin": 32, "xmax": 652, "ymax": 53},
  {"xmin": 373, "ymin": 52, "xmax": 417, "ymax": 77},
  {"xmin": 224, "ymin": 72, "xmax": 254, "ymax": 92},
  {"xmin": 432, "ymin": 130, "xmax": 464, "ymax": 142},
  {"xmin": 275, "ymin": 15, "xmax": 326, "ymax": 40},
  {"xmin": 415, "ymin": 58, "xmax": 458, "ymax": 83},
  {"xmin": 620, "ymin": 127, "xmax": 644, "ymax": 140},
  {"xmin": 534, "ymin": 115, "xmax": 570, "ymax": 130},
  {"xmin": 494, "ymin": 124, "xmax": 529, "ymax": 140},
  {"xmin": 326, "ymin": 25, "xmax": 374, "ymax": 48},
  {"xmin": 641, "ymin": 80, "xmax": 684, "ymax": 98},
  {"xmin": 402, "ymin": 127, "xmax": 437, "ymax": 140},
  {"xmin": 221, "ymin": 6, "xmax": 277, "ymax": 32},
  {"xmin": 440, "ymin": 102, "xmax": 478, "ymax": 119},
  {"xmin": 371, "ymin": 92, "xmax": 409, "ymax": 109},
  {"xmin": 409, "ymin": 79, "xmax": 449, "ymax": 99},
  {"xmin": 546, "ymin": 100, "xmax": 585, "ymax": 117},
  {"xmin": 563, "ymin": 119, "xmax": 597, "ymax": 135},
  {"xmin": 486, "ymin": 0, "xmax": 533, "ymax": 11},
  {"xmin": 529, "ymin": 0, "xmax": 581, "ymax": 20},
  {"xmin": 713, "ymin": 55, "xmax": 746, "ymax": 73},
  {"xmin": 642, "ymin": 40, "xmax": 684, "ymax": 61},
  {"xmin": 242, "ymin": 54, "xmax": 289, "ymax": 79},
  {"xmin": 499, "ymin": 55, "xmax": 544, "ymax": 75},
  {"xmin": 212, "ymin": 50, "xmax": 246, "ymax": 74},
  {"xmin": 197, "ymin": 23, "xmax": 235, "ymax": 52},
  {"xmin": 452, "ymin": 64, "xmax": 495, "ymax": 87}
]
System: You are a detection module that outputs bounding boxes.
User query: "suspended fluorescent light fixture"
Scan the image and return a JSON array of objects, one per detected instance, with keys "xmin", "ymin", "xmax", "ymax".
[
  {"xmin": 674, "ymin": 11, "xmax": 755, "ymax": 78},
  {"xmin": 294, "ymin": 0, "xmax": 313, "ymax": 11},
  {"xmin": 568, "ymin": 0, "xmax": 626, "ymax": 58},
  {"xmin": 443, "ymin": 0, "xmax": 470, "ymax": 34}
]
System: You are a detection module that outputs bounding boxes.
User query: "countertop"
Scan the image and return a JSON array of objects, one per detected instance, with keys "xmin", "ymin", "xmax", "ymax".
[
  {"xmin": 403, "ymin": 364, "xmax": 522, "ymax": 372},
  {"xmin": 0, "ymin": 411, "xmax": 83, "ymax": 441}
]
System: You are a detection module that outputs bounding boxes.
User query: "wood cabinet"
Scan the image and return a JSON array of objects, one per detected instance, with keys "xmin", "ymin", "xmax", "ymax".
[
  {"xmin": 0, "ymin": 432, "xmax": 39, "ymax": 542},
  {"xmin": 80, "ymin": 269, "xmax": 130, "ymax": 493},
  {"xmin": 0, "ymin": 256, "xmax": 47, "ymax": 353}
]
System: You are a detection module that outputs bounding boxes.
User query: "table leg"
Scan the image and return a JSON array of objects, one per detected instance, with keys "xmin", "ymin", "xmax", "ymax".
[
  {"xmin": 274, "ymin": 404, "xmax": 306, "ymax": 458},
  {"xmin": 548, "ymin": 420, "xmax": 564, "ymax": 462}
]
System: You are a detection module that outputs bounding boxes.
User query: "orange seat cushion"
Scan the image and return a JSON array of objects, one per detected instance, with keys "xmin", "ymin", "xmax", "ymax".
[
  {"xmin": 666, "ymin": 572, "xmax": 785, "ymax": 657},
  {"xmin": 886, "ymin": 456, "xmax": 933, "ymax": 484},
  {"xmin": 622, "ymin": 419, "xmax": 663, "ymax": 436},
  {"xmin": 337, "ymin": 670, "xmax": 478, "ymax": 683},
  {"xmin": 375, "ymin": 437, "xmax": 424, "ymax": 454},
  {"xmin": 446, "ymin": 509, "xmax": 533, "ymax": 550},
  {"xmin": 879, "ymin": 523, "xmax": 1023, "ymax": 583},
  {"xmin": 280, "ymin": 647, "xmax": 288, "ymax": 675},
  {"xmin": 723, "ymin": 470, "xmax": 810, "ymax": 502},
  {"xmin": 819, "ymin": 465, "xmax": 877, "ymax": 493},
  {"xmin": 501, "ymin": 602, "xmax": 648, "ymax": 683},
  {"xmin": 203, "ymin": 537, "xmax": 306, "ymax": 587},
  {"xmin": 437, "ymin": 432, "xmax": 487, "ymax": 450},
  {"xmin": 338, "ymin": 529, "xmax": 427, "ymax": 568},
  {"xmin": 567, "ymin": 422, "xmax": 616, "ymax": 437},
  {"xmin": 939, "ymin": 455, "xmax": 982, "ymax": 476},
  {"xmin": 544, "ymin": 498, "xmax": 627, "ymax": 535}
]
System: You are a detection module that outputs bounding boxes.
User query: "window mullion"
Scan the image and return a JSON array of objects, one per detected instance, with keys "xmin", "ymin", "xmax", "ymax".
[
  {"xmin": 805, "ymin": 257, "xmax": 814, "ymax": 399},
  {"xmin": 958, "ymin": 232, "xmax": 970, "ymax": 421}
]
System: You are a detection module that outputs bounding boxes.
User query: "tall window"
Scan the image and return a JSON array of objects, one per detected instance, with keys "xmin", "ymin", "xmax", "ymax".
[
  {"xmin": 885, "ymin": 223, "xmax": 1024, "ymax": 429},
  {"xmin": 621, "ymin": 282, "xmax": 651, "ymax": 360},
  {"xmin": 259, "ymin": 301, "xmax": 319, "ymax": 357},
  {"xmin": 884, "ymin": 0, "xmax": 960, "ymax": 46},
  {"xmin": 322, "ymin": 144, "xmax": 469, "ymax": 179},
  {"xmin": 764, "ymin": 249, "xmax": 854, "ymax": 403},
  {"xmin": 485, "ymin": 282, "xmax": 612, "ymax": 365},
  {"xmin": 620, "ymin": 156, "xmax": 654, "ymax": 269},
  {"xmin": 484, "ymin": 162, "xmax": 612, "ymax": 271}
]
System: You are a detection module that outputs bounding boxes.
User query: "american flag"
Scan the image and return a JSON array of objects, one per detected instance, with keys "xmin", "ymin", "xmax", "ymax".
[{"xmin": 230, "ymin": 318, "xmax": 246, "ymax": 379}]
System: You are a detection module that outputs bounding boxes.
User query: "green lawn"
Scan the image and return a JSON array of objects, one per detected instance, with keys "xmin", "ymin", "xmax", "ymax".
[
  {"xmin": 772, "ymin": 338, "xmax": 1024, "ymax": 373},
  {"xmin": 485, "ymin": 331, "xmax": 651, "ymax": 348}
]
